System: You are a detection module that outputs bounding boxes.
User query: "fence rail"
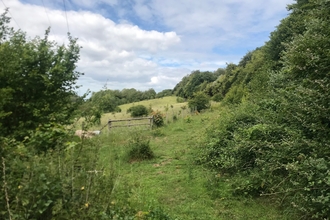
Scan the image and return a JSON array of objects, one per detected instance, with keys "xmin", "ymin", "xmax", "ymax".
[{"xmin": 108, "ymin": 116, "xmax": 153, "ymax": 130}]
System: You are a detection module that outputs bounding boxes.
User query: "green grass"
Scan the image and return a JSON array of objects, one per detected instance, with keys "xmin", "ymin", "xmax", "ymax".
[{"xmin": 91, "ymin": 97, "xmax": 291, "ymax": 219}]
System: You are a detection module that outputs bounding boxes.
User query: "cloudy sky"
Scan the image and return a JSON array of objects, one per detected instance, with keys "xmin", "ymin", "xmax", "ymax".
[{"xmin": 1, "ymin": 0, "xmax": 294, "ymax": 94}]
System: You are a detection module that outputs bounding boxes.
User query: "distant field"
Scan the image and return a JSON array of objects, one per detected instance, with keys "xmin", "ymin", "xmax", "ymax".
[
  {"xmin": 75, "ymin": 96, "xmax": 185, "ymax": 131},
  {"xmin": 101, "ymin": 96, "xmax": 189, "ymax": 125},
  {"xmin": 86, "ymin": 96, "xmax": 219, "ymax": 131}
]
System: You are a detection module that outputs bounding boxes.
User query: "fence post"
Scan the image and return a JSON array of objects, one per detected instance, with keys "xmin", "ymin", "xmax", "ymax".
[
  {"xmin": 108, "ymin": 119, "xmax": 112, "ymax": 131},
  {"xmin": 150, "ymin": 116, "xmax": 153, "ymax": 129}
]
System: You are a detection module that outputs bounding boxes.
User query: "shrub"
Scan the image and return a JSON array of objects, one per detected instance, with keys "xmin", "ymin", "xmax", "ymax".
[
  {"xmin": 188, "ymin": 91, "xmax": 210, "ymax": 112},
  {"xmin": 127, "ymin": 105, "xmax": 149, "ymax": 117},
  {"xmin": 151, "ymin": 110, "xmax": 165, "ymax": 128},
  {"xmin": 0, "ymin": 127, "xmax": 119, "ymax": 220},
  {"xmin": 212, "ymin": 93, "xmax": 224, "ymax": 102},
  {"xmin": 184, "ymin": 116, "xmax": 192, "ymax": 123},
  {"xmin": 151, "ymin": 128, "xmax": 165, "ymax": 137},
  {"xmin": 145, "ymin": 206, "xmax": 174, "ymax": 219},
  {"xmin": 199, "ymin": 96, "xmax": 330, "ymax": 219},
  {"xmin": 114, "ymin": 106, "xmax": 122, "ymax": 112},
  {"xmin": 176, "ymin": 97, "xmax": 185, "ymax": 103},
  {"xmin": 125, "ymin": 132, "xmax": 154, "ymax": 162}
]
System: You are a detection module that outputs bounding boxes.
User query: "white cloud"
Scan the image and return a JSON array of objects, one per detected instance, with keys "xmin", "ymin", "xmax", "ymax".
[{"xmin": 0, "ymin": 0, "xmax": 294, "ymax": 94}]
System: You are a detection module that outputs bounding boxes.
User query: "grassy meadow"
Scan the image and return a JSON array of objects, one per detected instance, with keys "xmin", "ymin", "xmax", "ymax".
[{"xmin": 85, "ymin": 96, "xmax": 290, "ymax": 219}]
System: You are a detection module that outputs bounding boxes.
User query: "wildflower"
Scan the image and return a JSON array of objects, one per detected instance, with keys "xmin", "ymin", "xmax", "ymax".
[
  {"xmin": 18, "ymin": 185, "xmax": 22, "ymax": 189},
  {"xmin": 85, "ymin": 203, "xmax": 89, "ymax": 208},
  {"xmin": 81, "ymin": 186, "xmax": 85, "ymax": 190}
]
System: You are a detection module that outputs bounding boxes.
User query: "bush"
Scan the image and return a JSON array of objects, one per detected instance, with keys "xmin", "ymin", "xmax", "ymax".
[
  {"xmin": 212, "ymin": 93, "xmax": 224, "ymax": 102},
  {"xmin": 176, "ymin": 97, "xmax": 185, "ymax": 103},
  {"xmin": 184, "ymin": 116, "xmax": 192, "ymax": 123},
  {"xmin": 0, "ymin": 127, "xmax": 119, "ymax": 219},
  {"xmin": 188, "ymin": 91, "xmax": 210, "ymax": 112},
  {"xmin": 114, "ymin": 106, "xmax": 122, "ymax": 112},
  {"xmin": 127, "ymin": 105, "xmax": 149, "ymax": 117},
  {"xmin": 125, "ymin": 132, "xmax": 154, "ymax": 162},
  {"xmin": 151, "ymin": 110, "xmax": 165, "ymax": 127},
  {"xmin": 151, "ymin": 128, "xmax": 165, "ymax": 137},
  {"xmin": 199, "ymin": 95, "xmax": 330, "ymax": 219}
]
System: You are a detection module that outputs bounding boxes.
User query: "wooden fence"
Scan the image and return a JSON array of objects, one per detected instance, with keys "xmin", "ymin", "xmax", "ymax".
[{"xmin": 108, "ymin": 116, "xmax": 153, "ymax": 131}]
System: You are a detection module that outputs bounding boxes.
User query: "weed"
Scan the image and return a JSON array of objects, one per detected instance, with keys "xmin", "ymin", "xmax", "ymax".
[
  {"xmin": 152, "ymin": 129, "xmax": 165, "ymax": 137},
  {"xmin": 125, "ymin": 132, "xmax": 154, "ymax": 162},
  {"xmin": 145, "ymin": 206, "xmax": 175, "ymax": 219},
  {"xmin": 184, "ymin": 116, "xmax": 192, "ymax": 123}
]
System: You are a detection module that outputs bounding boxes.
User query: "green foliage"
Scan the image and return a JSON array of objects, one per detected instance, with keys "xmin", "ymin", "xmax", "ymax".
[
  {"xmin": 184, "ymin": 116, "xmax": 192, "ymax": 123},
  {"xmin": 89, "ymin": 90, "xmax": 119, "ymax": 113},
  {"xmin": 265, "ymin": 0, "xmax": 313, "ymax": 68},
  {"xmin": 0, "ymin": 127, "xmax": 121, "ymax": 220},
  {"xmin": 173, "ymin": 70, "xmax": 220, "ymax": 98},
  {"xmin": 88, "ymin": 88, "xmax": 157, "ymax": 114},
  {"xmin": 125, "ymin": 132, "xmax": 154, "ymax": 162},
  {"xmin": 204, "ymin": 64, "xmax": 239, "ymax": 98},
  {"xmin": 26, "ymin": 122, "xmax": 69, "ymax": 153},
  {"xmin": 127, "ymin": 105, "xmax": 149, "ymax": 117},
  {"xmin": 223, "ymin": 85, "xmax": 246, "ymax": 105},
  {"xmin": 212, "ymin": 93, "xmax": 223, "ymax": 102},
  {"xmin": 151, "ymin": 128, "xmax": 165, "ymax": 137},
  {"xmin": 0, "ymin": 11, "xmax": 83, "ymax": 139},
  {"xmin": 176, "ymin": 96, "xmax": 185, "ymax": 103},
  {"xmin": 199, "ymin": 1, "xmax": 330, "ymax": 218},
  {"xmin": 151, "ymin": 110, "xmax": 165, "ymax": 127},
  {"xmin": 188, "ymin": 91, "xmax": 210, "ymax": 112},
  {"xmin": 144, "ymin": 207, "xmax": 174, "ymax": 219},
  {"xmin": 156, "ymin": 89, "xmax": 173, "ymax": 98},
  {"xmin": 78, "ymin": 101, "xmax": 102, "ymax": 127}
]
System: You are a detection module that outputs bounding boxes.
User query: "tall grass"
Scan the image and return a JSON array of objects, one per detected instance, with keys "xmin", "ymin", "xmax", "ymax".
[{"xmin": 94, "ymin": 99, "xmax": 290, "ymax": 219}]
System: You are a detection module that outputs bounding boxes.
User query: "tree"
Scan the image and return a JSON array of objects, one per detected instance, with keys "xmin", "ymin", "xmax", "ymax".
[
  {"xmin": 89, "ymin": 90, "xmax": 118, "ymax": 113},
  {"xmin": 0, "ymin": 10, "xmax": 83, "ymax": 139},
  {"xmin": 156, "ymin": 89, "xmax": 173, "ymax": 98},
  {"xmin": 200, "ymin": 1, "xmax": 330, "ymax": 218},
  {"xmin": 173, "ymin": 70, "xmax": 219, "ymax": 99},
  {"xmin": 142, "ymin": 88, "xmax": 156, "ymax": 100},
  {"xmin": 265, "ymin": 0, "xmax": 313, "ymax": 68},
  {"xmin": 188, "ymin": 92, "xmax": 210, "ymax": 112},
  {"xmin": 127, "ymin": 105, "xmax": 149, "ymax": 117}
]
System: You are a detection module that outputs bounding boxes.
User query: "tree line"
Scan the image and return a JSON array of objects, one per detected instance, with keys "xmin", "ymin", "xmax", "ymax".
[{"xmin": 179, "ymin": 0, "xmax": 330, "ymax": 218}]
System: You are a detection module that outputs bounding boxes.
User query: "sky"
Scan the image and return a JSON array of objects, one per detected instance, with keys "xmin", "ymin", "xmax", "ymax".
[{"xmin": 0, "ymin": 0, "xmax": 294, "ymax": 94}]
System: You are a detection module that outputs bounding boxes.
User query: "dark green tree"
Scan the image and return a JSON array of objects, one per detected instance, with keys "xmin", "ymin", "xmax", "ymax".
[
  {"xmin": 0, "ymin": 10, "xmax": 83, "ymax": 139},
  {"xmin": 142, "ymin": 88, "xmax": 156, "ymax": 100},
  {"xmin": 156, "ymin": 89, "xmax": 173, "ymax": 98},
  {"xmin": 173, "ymin": 70, "xmax": 219, "ymax": 98},
  {"xmin": 127, "ymin": 105, "xmax": 149, "ymax": 117},
  {"xmin": 188, "ymin": 91, "xmax": 210, "ymax": 112}
]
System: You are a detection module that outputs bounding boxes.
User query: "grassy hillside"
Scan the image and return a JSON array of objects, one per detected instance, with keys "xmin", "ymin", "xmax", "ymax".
[
  {"xmin": 93, "ymin": 97, "xmax": 290, "ymax": 219},
  {"xmin": 91, "ymin": 96, "xmax": 189, "ymax": 130},
  {"xmin": 104, "ymin": 96, "xmax": 185, "ymax": 118}
]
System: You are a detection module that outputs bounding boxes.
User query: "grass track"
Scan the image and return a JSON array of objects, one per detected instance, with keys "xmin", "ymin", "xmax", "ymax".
[{"xmin": 95, "ymin": 97, "xmax": 289, "ymax": 219}]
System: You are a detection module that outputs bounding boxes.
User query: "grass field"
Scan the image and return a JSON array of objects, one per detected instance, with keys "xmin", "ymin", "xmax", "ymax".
[{"xmin": 88, "ymin": 97, "xmax": 290, "ymax": 219}]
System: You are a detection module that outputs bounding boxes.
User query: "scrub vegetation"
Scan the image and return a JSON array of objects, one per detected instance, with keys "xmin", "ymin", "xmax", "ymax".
[{"xmin": 1, "ymin": 1, "xmax": 330, "ymax": 219}]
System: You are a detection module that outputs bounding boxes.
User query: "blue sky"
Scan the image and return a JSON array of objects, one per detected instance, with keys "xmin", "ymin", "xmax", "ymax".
[{"xmin": 1, "ymin": 0, "xmax": 294, "ymax": 94}]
